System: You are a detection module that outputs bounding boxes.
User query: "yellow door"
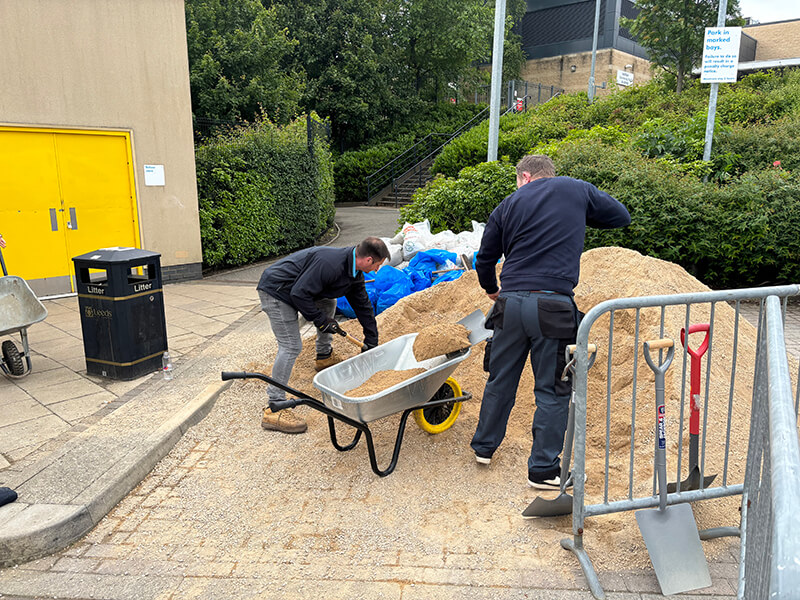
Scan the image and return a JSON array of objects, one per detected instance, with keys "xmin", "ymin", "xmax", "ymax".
[{"xmin": 0, "ymin": 127, "xmax": 140, "ymax": 296}]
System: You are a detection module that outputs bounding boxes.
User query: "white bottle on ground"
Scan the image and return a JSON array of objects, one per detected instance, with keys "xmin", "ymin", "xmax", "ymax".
[{"xmin": 162, "ymin": 351, "xmax": 173, "ymax": 380}]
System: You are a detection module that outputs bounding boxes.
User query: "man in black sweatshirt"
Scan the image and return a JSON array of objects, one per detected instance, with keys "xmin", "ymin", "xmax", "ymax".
[
  {"xmin": 471, "ymin": 155, "xmax": 630, "ymax": 488},
  {"xmin": 257, "ymin": 237, "xmax": 389, "ymax": 433}
]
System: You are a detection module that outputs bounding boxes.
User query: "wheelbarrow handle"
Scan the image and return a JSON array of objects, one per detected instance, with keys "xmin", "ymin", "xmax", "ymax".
[{"xmin": 220, "ymin": 371, "xmax": 317, "ymax": 402}]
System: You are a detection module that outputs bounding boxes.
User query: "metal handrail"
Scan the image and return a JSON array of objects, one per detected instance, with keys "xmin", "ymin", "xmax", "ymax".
[{"xmin": 366, "ymin": 107, "xmax": 489, "ymax": 201}]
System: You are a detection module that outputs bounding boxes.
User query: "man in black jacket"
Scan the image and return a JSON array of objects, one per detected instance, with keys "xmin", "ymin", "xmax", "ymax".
[
  {"xmin": 257, "ymin": 237, "xmax": 389, "ymax": 433},
  {"xmin": 471, "ymin": 155, "xmax": 630, "ymax": 488}
]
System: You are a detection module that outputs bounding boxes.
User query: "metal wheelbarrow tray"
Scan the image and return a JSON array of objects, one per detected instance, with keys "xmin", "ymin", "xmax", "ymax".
[
  {"xmin": 0, "ymin": 276, "xmax": 48, "ymax": 378},
  {"xmin": 221, "ymin": 310, "xmax": 490, "ymax": 476}
]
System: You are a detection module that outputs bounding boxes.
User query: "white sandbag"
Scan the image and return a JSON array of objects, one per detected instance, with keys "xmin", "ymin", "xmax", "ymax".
[
  {"xmin": 379, "ymin": 237, "xmax": 404, "ymax": 267},
  {"xmin": 429, "ymin": 229, "xmax": 457, "ymax": 250},
  {"xmin": 401, "ymin": 219, "xmax": 432, "ymax": 260}
]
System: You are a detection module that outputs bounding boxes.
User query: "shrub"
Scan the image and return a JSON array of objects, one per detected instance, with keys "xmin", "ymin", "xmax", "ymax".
[
  {"xmin": 399, "ymin": 161, "xmax": 517, "ymax": 233},
  {"xmin": 196, "ymin": 114, "xmax": 335, "ymax": 268}
]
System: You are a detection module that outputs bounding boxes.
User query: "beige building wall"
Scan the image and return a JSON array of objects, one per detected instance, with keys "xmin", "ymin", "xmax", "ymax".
[
  {"xmin": 745, "ymin": 19, "xmax": 800, "ymax": 60},
  {"xmin": 521, "ymin": 49, "xmax": 653, "ymax": 97},
  {"xmin": 0, "ymin": 0, "xmax": 201, "ymax": 279}
]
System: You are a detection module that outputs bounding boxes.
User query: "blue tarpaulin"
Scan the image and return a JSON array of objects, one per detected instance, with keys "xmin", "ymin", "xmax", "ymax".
[{"xmin": 336, "ymin": 249, "xmax": 464, "ymax": 317}]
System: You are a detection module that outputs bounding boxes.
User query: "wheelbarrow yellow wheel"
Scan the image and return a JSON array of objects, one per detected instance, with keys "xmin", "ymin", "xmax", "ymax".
[{"xmin": 413, "ymin": 377, "xmax": 462, "ymax": 434}]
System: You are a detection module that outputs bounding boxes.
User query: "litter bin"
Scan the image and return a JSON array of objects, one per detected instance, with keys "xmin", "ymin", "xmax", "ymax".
[{"xmin": 73, "ymin": 248, "xmax": 168, "ymax": 380}]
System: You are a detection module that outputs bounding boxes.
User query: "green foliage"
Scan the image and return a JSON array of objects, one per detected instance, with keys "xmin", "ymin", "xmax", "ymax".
[
  {"xmin": 196, "ymin": 115, "xmax": 335, "ymax": 268},
  {"xmin": 401, "ymin": 69, "xmax": 800, "ymax": 287},
  {"xmin": 185, "ymin": 0, "xmax": 303, "ymax": 124},
  {"xmin": 399, "ymin": 161, "xmax": 517, "ymax": 233},
  {"xmin": 621, "ymin": 0, "xmax": 743, "ymax": 93}
]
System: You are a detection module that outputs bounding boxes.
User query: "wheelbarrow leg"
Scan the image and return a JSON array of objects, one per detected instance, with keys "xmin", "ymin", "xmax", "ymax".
[{"xmin": 327, "ymin": 416, "xmax": 362, "ymax": 451}]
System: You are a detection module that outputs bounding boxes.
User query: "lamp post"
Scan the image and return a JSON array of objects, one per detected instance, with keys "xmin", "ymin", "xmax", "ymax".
[
  {"xmin": 587, "ymin": 0, "xmax": 601, "ymax": 102},
  {"xmin": 487, "ymin": 0, "xmax": 506, "ymax": 162}
]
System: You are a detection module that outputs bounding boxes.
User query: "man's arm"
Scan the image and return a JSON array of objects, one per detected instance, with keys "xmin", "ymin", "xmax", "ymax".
[
  {"xmin": 475, "ymin": 209, "xmax": 503, "ymax": 296},
  {"xmin": 585, "ymin": 184, "xmax": 631, "ymax": 229},
  {"xmin": 345, "ymin": 282, "xmax": 379, "ymax": 347}
]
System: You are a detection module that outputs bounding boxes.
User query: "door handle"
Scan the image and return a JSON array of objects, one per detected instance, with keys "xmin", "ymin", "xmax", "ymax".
[
  {"xmin": 50, "ymin": 208, "xmax": 59, "ymax": 232},
  {"xmin": 68, "ymin": 207, "xmax": 78, "ymax": 230}
]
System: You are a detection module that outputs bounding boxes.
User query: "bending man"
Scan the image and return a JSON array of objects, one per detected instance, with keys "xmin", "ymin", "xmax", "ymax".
[
  {"xmin": 257, "ymin": 237, "xmax": 389, "ymax": 433},
  {"xmin": 471, "ymin": 155, "xmax": 630, "ymax": 489}
]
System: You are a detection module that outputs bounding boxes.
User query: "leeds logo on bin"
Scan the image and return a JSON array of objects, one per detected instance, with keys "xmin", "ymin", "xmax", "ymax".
[{"xmin": 84, "ymin": 306, "xmax": 113, "ymax": 319}]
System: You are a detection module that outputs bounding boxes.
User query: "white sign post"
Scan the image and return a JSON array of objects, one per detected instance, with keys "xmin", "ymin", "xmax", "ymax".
[
  {"xmin": 700, "ymin": 27, "xmax": 741, "ymax": 83},
  {"xmin": 701, "ymin": 3, "xmax": 738, "ymax": 167}
]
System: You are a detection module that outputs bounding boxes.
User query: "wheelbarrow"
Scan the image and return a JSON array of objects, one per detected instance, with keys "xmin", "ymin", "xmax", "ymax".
[
  {"xmin": 222, "ymin": 309, "xmax": 491, "ymax": 476},
  {"xmin": 0, "ymin": 248, "xmax": 48, "ymax": 378}
]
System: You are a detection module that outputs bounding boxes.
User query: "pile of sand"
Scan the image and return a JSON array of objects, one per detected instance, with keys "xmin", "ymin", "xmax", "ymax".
[
  {"xmin": 345, "ymin": 368, "xmax": 426, "ymax": 397},
  {"xmin": 412, "ymin": 323, "xmax": 471, "ymax": 361},
  {"xmin": 252, "ymin": 246, "xmax": 787, "ymax": 567}
]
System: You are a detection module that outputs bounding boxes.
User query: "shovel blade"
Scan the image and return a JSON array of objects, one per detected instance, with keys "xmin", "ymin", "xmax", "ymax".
[
  {"xmin": 457, "ymin": 309, "xmax": 492, "ymax": 346},
  {"xmin": 635, "ymin": 502, "xmax": 711, "ymax": 595},
  {"xmin": 667, "ymin": 467, "xmax": 717, "ymax": 493},
  {"xmin": 521, "ymin": 493, "xmax": 573, "ymax": 518}
]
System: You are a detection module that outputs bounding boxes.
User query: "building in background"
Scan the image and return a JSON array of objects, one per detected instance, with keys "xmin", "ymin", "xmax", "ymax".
[
  {"xmin": 517, "ymin": 0, "xmax": 651, "ymax": 96},
  {"xmin": 737, "ymin": 18, "xmax": 800, "ymax": 74},
  {"xmin": 0, "ymin": 0, "xmax": 201, "ymax": 297}
]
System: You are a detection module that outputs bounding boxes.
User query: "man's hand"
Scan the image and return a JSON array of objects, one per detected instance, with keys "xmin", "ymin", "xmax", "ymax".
[
  {"xmin": 318, "ymin": 319, "xmax": 342, "ymax": 335},
  {"xmin": 487, "ymin": 290, "xmax": 500, "ymax": 301}
]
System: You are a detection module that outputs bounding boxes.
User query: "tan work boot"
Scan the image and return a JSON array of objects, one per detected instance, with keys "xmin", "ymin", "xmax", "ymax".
[
  {"xmin": 261, "ymin": 407, "xmax": 307, "ymax": 434},
  {"xmin": 314, "ymin": 350, "xmax": 342, "ymax": 372}
]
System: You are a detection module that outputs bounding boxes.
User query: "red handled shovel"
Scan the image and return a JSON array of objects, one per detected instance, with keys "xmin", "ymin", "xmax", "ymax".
[{"xmin": 667, "ymin": 323, "xmax": 717, "ymax": 493}]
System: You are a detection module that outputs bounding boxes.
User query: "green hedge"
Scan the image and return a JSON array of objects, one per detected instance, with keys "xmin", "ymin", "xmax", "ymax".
[
  {"xmin": 404, "ymin": 137, "xmax": 800, "ymax": 288},
  {"xmin": 196, "ymin": 114, "xmax": 335, "ymax": 268}
]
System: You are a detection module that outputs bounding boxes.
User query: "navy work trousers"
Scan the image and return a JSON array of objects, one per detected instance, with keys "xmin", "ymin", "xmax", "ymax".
[{"xmin": 470, "ymin": 290, "xmax": 578, "ymax": 479}]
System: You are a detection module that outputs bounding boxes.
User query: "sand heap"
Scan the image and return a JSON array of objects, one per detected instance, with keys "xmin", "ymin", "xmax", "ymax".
[
  {"xmin": 413, "ymin": 323, "xmax": 471, "ymax": 361},
  {"xmin": 252, "ymin": 246, "xmax": 786, "ymax": 564}
]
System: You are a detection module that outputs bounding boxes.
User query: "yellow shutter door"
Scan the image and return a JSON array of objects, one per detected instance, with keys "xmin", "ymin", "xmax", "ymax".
[{"xmin": 0, "ymin": 127, "xmax": 140, "ymax": 296}]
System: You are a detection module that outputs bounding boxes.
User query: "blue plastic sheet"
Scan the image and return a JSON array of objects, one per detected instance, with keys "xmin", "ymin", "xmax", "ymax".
[{"xmin": 336, "ymin": 251, "xmax": 464, "ymax": 317}]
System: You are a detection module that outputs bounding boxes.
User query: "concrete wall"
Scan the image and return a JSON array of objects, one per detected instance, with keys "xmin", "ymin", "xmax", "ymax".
[
  {"xmin": 745, "ymin": 19, "xmax": 800, "ymax": 61},
  {"xmin": 520, "ymin": 49, "xmax": 652, "ymax": 96},
  {"xmin": 0, "ymin": 0, "xmax": 201, "ymax": 279}
]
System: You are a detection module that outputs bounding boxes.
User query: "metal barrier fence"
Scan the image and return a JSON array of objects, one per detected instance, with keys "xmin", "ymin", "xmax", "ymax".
[
  {"xmin": 559, "ymin": 285, "xmax": 800, "ymax": 599},
  {"xmin": 739, "ymin": 295, "xmax": 800, "ymax": 599}
]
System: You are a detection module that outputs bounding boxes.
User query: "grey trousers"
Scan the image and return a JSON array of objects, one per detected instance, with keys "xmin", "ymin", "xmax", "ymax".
[
  {"xmin": 258, "ymin": 290, "xmax": 336, "ymax": 402},
  {"xmin": 470, "ymin": 291, "xmax": 577, "ymax": 479}
]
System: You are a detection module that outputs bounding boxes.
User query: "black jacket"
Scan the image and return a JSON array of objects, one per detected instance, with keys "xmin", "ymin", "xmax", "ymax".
[
  {"xmin": 257, "ymin": 246, "xmax": 378, "ymax": 346},
  {"xmin": 477, "ymin": 176, "xmax": 631, "ymax": 296}
]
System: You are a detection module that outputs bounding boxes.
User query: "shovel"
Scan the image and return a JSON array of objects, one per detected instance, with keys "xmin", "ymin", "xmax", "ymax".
[
  {"xmin": 667, "ymin": 323, "xmax": 717, "ymax": 492},
  {"xmin": 637, "ymin": 338, "xmax": 711, "ymax": 596},
  {"xmin": 522, "ymin": 343, "xmax": 597, "ymax": 518}
]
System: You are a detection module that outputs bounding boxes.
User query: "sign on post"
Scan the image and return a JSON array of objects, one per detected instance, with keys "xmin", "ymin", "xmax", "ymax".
[
  {"xmin": 700, "ymin": 27, "xmax": 742, "ymax": 83},
  {"xmin": 616, "ymin": 70, "xmax": 634, "ymax": 87}
]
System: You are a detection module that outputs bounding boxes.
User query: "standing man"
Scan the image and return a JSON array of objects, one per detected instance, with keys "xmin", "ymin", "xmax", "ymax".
[
  {"xmin": 257, "ymin": 237, "xmax": 390, "ymax": 434},
  {"xmin": 471, "ymin": 155, "xmax": 630, "ymax": 489}
]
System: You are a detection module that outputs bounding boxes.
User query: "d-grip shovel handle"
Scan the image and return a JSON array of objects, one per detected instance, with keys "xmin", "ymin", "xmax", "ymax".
[
  {"xmin": 680, "ymin": 323, "xmax": 710, "ymax": 435},
  {"xmin": 643, "ymin": 338, "xmax": 675, "ymax": 511}
]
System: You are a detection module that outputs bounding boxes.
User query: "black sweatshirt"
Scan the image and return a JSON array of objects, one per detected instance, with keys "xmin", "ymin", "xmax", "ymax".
[
  {"xmin": 257, "ymin": 246, "xmax": 378, "ymax": 346},
  {"xmin": 476, "ymin": 176, "xmax": 631, "ymax": 296}
]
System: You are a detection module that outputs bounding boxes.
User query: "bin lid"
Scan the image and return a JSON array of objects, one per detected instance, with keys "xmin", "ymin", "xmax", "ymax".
[{"xmin": 72, "ymin": 247, "xmax": 161, "ymax": 264}]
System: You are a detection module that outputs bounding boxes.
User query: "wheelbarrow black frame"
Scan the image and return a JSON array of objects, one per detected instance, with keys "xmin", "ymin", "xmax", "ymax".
[{"xmin": 221, "ymin": 370, "xmax": 471, "ymax": 477}]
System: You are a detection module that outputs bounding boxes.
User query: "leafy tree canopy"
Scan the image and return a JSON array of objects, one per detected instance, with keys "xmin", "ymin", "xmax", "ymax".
[{"xmin": 622, "ymin": 0, "xmax": 743, "ymax": 93}]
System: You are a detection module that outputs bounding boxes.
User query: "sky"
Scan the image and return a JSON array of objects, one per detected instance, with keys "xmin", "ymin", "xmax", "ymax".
[{"xmin": 737, "ymin": 0, "xmax": 800, "ymax": 23}]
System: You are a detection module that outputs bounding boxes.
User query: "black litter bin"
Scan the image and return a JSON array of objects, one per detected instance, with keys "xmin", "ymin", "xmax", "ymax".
[{"xmin": 73, "ymin": 248, "xmax": 168, "ymax": 380}]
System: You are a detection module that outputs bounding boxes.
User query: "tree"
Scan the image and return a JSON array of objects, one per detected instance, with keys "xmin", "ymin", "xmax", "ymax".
[
  {"xmin": 185, "ymin": 0, "xmax": 304, "ymax": 124},
  {"xmin": 621, "ymin": 0, "xmax": 743, "ymax": 93}
]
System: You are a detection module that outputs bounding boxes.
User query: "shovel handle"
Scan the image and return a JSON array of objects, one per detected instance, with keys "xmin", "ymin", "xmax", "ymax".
[{"xmin": 339, "ymin": 330, "xmax": 367, "ymax": 350}]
